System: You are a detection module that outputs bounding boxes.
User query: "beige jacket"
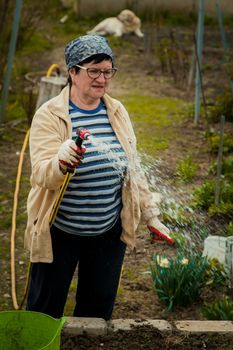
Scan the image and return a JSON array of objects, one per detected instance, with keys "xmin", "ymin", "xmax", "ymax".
[{"xmin": 25, "ymin": 85, "xmax": 161, "ymax": 262}]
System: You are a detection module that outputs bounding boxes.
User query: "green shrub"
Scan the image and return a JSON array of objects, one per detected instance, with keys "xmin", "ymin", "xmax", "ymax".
[
  {"xmin": 208, "ymin": 91, "xmax": 233, "ymax": 123},
  {"xmin": 209, "ymin": 155, "xmax": 233, "ymax": 180},
  {"xmin": 193, "ymin": 179, "xmax": 233, "ymax": 218},
  {"xmin": 192, "ymin": 180, "xmax": 216, "ymax": 210},
  {"xmin": 209, "ymin": 202, "xmax": 233, "ymax": 220},
  {"xmin": 150, "ymin": 251, "xmax": 208, "ymax": 310},
  {"xmin": 222, "ymin": 156, "xmax": 233, "ymax": 178},
  {"xmin": 227, "ymin": 222, "xmax": 233, "ymax": 236},
  {"xmin": 205, "ymin": 258, "xmax": 228, "ymax": 289},
  {"xmin": 202, "ymin": 297, "xmax": 233, "ymax": 320},
  {"xmin": 216, "ymin": 180, "xmax": 233, "ymax": 202},
  {"xmin": 175, "ymin": 157, "xmax": 198, "ymax": 183},
  {"xmin": 207, "ymin": 132, "xmax": 233, "ymax": 154}
]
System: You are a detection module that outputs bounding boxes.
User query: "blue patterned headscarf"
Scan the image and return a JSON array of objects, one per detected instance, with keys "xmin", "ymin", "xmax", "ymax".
[{"xmin": 64, "ymin": 35, "xmax": 114, "ymax": 69}]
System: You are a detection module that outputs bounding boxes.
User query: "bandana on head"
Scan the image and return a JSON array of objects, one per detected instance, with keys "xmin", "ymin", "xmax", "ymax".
[{"xmin": 64, "ymin": 34, "xmax": 114, "ymax": 69}]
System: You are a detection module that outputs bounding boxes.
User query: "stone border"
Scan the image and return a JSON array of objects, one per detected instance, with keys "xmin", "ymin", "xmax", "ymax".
[{"xmin": 63, "ymin": 317, "xmax": 233, "ymax": 336}]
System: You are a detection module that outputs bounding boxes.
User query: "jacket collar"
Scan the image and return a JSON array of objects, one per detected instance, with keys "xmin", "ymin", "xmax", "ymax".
[
  {"xmin": 46, "ymin": 84, "xmax": 121, "ymax": 121},
  {"xmin": 46, "ymin": 85, "xmax": 70, "ymax": 121},
  {"xmin": 102, "ymin": 93, "xmax": 121, "ymax": 115}
]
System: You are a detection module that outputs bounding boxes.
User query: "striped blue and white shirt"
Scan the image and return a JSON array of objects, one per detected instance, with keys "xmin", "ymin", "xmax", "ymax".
[{"xmin": 53, "ymin": 100, "xmax": 128, "ymax": 236}]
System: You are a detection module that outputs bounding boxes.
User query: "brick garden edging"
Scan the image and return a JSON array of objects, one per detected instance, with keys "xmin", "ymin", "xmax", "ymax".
[{"xmin": 63, "ymin": 317, "xmax": 233, "ymax": 336}]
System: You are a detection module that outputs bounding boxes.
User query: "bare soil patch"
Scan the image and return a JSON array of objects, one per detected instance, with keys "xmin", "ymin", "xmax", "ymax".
[{"xmin": 60, "ymin": 325, "xmax": 233, "ymax": 350}]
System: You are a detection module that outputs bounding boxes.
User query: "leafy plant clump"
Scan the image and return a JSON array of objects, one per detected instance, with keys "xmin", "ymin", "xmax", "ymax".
[
  {"xmin": 175, "ymin": 156, "xmax": 198, "ymax": 183},
  {"xmin": 192, "ymin": 179, "xmax": 233, "ymax": 220},
  {"xmin": 209, "ymin": 155, "xmax": 233, "ymax": 180},
  {"xmin": 209, "ymin": 202, "xmax": 233, "ymax": 220},
  {"xmin": 202, "ymin": 296, "xmax": 233, "ymax": 320},
  {"xmin": 192, "ymin": 180, "xmax": 216, "ymax": 211},
  {"xmin": 205, "ymin": 258, "xmax": 228, "ymax": 289},
  {"xmin": 227, "ymin": 222, "xmax": 233, "ymax": 236},
  {"xmin": 208, "ymin": 91, "xmax": 233, "ymax": 123},
  {"xmin": 222, "ymin": 156, "xmax": 233, "ymax": 179},
  {"xmin": 206, "ymin": 132, "xmax": 233, "ymax": 154},
  {"xmin": 150, "ymin": 251, "xmax": 208, "ymax": 310}
]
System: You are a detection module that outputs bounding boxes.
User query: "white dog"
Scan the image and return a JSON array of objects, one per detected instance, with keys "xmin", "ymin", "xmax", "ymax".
[{"xmin": 87, "ymin": 9, "xmax": 144, "ymax": 38}]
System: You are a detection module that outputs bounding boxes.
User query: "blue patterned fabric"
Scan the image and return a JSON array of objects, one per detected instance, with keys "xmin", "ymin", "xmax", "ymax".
[
  {"xmin": 53, "ymin": 100, "xmax": 128, "ymax": 236},
  {"xmin": 64, "ymin": 34, "xmax": 114, "ymax": 69}
]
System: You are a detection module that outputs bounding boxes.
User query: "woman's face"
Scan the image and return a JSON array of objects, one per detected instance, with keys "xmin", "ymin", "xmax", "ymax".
[{"xmin": 70, "ymin": 59, "xmax": 113, "ymax": 103}]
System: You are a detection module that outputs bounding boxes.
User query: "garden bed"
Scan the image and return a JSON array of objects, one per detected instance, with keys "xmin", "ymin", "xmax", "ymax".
[{"xmin": 61, "ymin": 323, "xmax": 233, "ymax": 350}]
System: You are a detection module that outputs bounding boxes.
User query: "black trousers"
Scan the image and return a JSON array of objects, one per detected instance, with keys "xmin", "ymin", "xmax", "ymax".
[{"xmin": 26, "ymin": 219, "xmax": 126, "ymax": 320}]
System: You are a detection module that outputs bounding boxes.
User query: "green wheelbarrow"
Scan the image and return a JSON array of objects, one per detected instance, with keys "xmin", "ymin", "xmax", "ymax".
[{"xmin": 0, "ymin": 311, "xmax": 67, "ymax": 350}]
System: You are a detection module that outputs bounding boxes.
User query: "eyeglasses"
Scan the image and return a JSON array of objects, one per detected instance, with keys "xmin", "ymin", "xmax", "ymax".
[{"xmin": 75, "ymin": 65, "xmax": 117, "ymax": 79}]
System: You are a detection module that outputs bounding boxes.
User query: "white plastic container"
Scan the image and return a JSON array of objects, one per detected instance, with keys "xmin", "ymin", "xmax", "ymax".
[{"xmin": 203, "ymin": 235, "xmax": 227, "ymax": 264}]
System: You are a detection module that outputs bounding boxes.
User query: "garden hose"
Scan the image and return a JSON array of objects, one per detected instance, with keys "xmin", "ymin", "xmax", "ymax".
[
  {"xmin": 10, "ymin": 129, "xmax": 30, "ymax": 310},
  {"xmin": 10, "ymin": 63, "xmax": 61, "ymax": 310},
  {"xmin": 46, "ymin": 63, "xmax": 60, "ymax": 77}
]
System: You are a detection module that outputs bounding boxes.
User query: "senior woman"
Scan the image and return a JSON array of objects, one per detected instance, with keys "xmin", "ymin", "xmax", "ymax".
[{"xmin": 25, "ymin": 34, "xmax": 172, "ymax": 320}]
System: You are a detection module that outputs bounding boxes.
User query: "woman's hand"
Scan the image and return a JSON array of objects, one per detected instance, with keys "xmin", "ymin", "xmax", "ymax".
[
  {"xmin": 147, "ymin": 218, "xmax": 174, "ymax": 246},
  {"xmin": 58, "ymin": 139, "xmax": 85, "ymax": 174}
]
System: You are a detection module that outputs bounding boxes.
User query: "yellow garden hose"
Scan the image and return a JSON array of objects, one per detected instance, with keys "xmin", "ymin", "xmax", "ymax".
[
  {"xmin": 10, "ymin": 64, "xmax": 62, "ymax": 310},
  {"xmin": 46, "ymin": 63, "xmax": 60, "ymax": 77},
  {"xmin": 49, "ymin": 173, "xmax": 71, "ymax": 226},
  {"xmin": 11, "ymin": 129, "xmax": 30, "ymax": 310}
]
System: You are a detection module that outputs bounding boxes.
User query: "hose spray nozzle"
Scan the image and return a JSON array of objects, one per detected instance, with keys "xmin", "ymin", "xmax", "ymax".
[{"xmin": 75, "ymin": 127, "xmax": 91, "ymax": 147}]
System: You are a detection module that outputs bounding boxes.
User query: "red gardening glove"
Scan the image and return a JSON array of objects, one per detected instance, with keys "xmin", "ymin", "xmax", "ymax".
[{"xmin": 147, "ymin": 218, "xmax": 174, "ymax": 246}]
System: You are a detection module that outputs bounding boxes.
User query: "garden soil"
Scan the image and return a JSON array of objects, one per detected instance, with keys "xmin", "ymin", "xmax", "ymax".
[
  {"xmin": 0, "ymin": 24, "xmax": 233, "ymax": 349},
  {"xmin": 61, "ymin": 325, "xmax": 233, "ymax": 350}
]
